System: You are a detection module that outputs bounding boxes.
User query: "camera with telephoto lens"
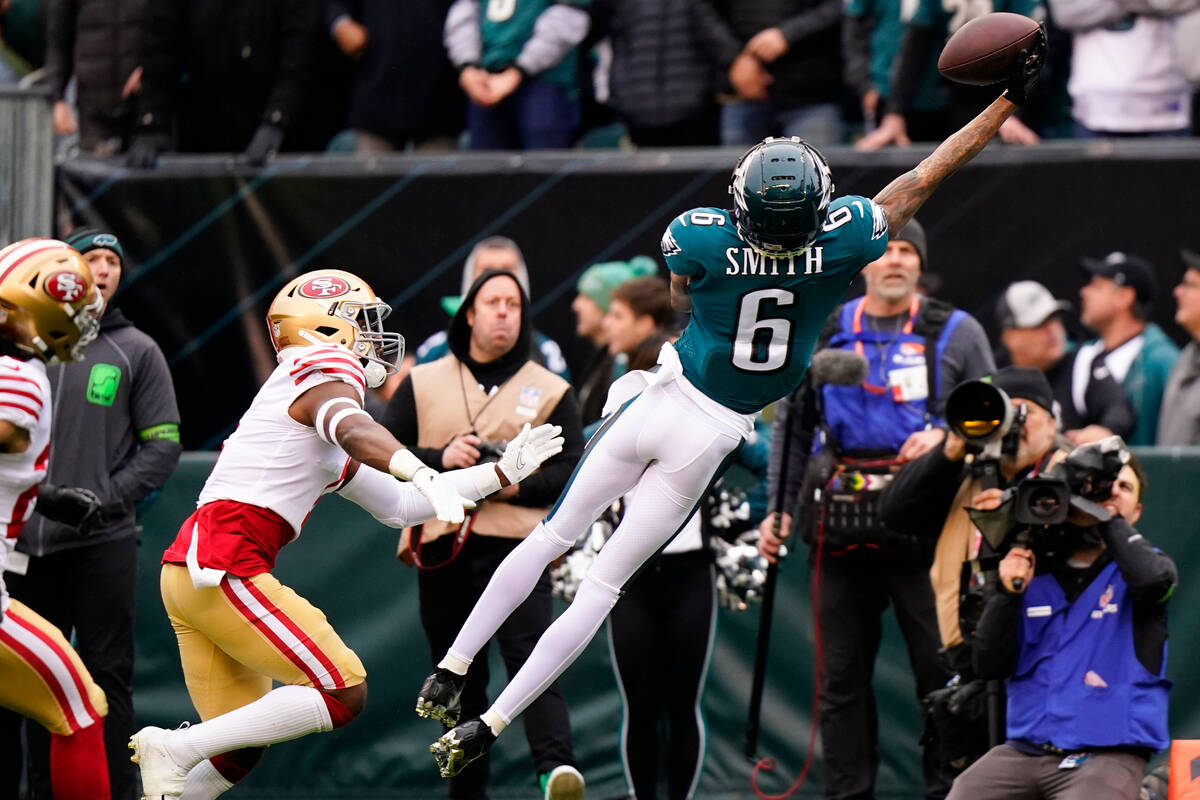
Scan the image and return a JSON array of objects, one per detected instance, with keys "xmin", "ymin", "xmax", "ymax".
[{"xmin": 475, "ymin": 439, "xmax": 507, "ymax": 465}]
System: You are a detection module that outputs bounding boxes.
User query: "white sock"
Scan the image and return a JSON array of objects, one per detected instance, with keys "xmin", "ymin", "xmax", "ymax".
[
  {"xmin": 180, "ymin": 760, "xmax": 235, "ymax": 800},
  {"xmin": 166, "ymin": 685, "xmax": 333, "ymax": 768},
  {"xmin": 438, "ymin": 654, "xmax": 470, "ymax": 676},
  {"xmin": 480, "ymin": 709, "xmax": 508, "ymax": 736}
]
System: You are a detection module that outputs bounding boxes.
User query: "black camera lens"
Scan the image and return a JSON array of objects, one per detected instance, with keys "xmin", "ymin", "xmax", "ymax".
[{"xmin": 1024, "ymin": 486, "xmax": 1064, "ymax": 521}]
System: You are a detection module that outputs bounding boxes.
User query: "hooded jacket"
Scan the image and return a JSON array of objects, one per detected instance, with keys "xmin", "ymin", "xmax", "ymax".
[
  {"xmin": 19, "ymin": 307, "xmax": 181, "ymax": 556},
  {"xmin": 382, "ymin": 270, "xmax": 584, "ymax": 510}
]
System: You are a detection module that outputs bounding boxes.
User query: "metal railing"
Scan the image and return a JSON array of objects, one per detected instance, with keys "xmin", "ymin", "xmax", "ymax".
[{"xmin": 0, "ymin": 86, "xmax": 53, "ymax": 242}]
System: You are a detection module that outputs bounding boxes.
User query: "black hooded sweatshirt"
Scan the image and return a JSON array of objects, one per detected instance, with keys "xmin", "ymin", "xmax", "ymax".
[{"xmin": 382, "ymin": 270, "xmax": 584, "ymax": 508}]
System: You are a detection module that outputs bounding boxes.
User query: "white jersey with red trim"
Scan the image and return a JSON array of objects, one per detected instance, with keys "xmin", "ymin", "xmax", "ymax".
[
  {"xmin": 0, "ymin": 356, "xmax": 52, "ymax": 613},
  {"xmin": 197, "ymin": 344, "xmax": 366, "ymax": 537}
]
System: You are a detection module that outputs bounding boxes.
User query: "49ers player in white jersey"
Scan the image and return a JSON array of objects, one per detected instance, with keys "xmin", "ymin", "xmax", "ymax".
[
  {"xmin": 0, "ymin": 238, "xmax": 108, "ymax": 799},
  {"xmin": 129, "ymin": 269, "xmax": 564, "ymax": 800}
]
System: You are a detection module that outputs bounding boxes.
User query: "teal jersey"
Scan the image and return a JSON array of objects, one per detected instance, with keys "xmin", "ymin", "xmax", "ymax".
[
  {"xmin": 662, "ymin": 196, "xmax": 889, "ymax": 414},
  {"xmin": 479, "ymin": 0, "xmax": 587, "ymax": 91},
  {"xmin": 845, "ymin": 0, "xmax": 947, "ymax": 111},
  {"xmin": 911, "ymin": 0, "xmax": 1044, "ymax": 35}
]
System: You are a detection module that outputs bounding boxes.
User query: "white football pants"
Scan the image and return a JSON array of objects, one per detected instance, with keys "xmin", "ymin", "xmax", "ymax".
[{"xmin": 445, "ymin": 376, "xmax": 747, "ymax": 723}]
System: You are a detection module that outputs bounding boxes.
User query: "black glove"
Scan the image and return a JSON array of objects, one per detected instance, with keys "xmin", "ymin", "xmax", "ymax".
[
  {"xmin": 245, "ymin": 124, "xmax": 284, "ymax": 166},
  {"xmin": 37, "ymin": 484, "xmax": 104, "ymax": 531},
  {"xmin": 125, "ymin": 130, "xmax": 171, "ymax": 169},
  {"xmin": 1003, "ymin": 25, "xmax": 1048, "ymax": 106}
]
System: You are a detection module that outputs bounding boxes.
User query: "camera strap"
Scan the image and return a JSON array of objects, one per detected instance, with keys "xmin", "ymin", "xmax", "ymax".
[{"xmin": 411, "ymin": 512, "xmax": 476, "ymax": 570}]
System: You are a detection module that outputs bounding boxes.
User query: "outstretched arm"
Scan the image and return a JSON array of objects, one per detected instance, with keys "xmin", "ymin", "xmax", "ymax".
[
  {"xmin": 873, "ymin": 31, "xmax": 1047, "ymax": 235},
  {"xmin": 873, "ymin": 96, "xmax": 1016, "ymax": 236}
]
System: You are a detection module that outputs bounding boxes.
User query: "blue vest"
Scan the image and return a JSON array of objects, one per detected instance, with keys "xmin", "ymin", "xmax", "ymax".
[
  {"xmin": 1007, "ymin": 560, "xmax": 1171, "ymax": 751},
  {"xmin": 819, "ymin": 298, "xmax": 966, "ymax": 453}
]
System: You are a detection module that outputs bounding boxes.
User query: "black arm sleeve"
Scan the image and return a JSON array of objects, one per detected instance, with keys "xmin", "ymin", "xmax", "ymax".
[
  {"xmin": 883, "ymin": 22, "xmax": 940, "ymax": 115},
  {"xmin": 690, "ymin": 0, "xmax": 744, "ymax": 69},
  {"xmin": 971, "ymin": 583, "xmax": 1023, "ymax": 680},
  {"xmin": 842, "ymin": 12, "xmax": 876, "ymax": 98},
  {"xmin": 1100, "ymin": 518, "xmax": 1177, "ymax": 605},
  {"xmin": 379, "ymin": 377, "xmax": 445, "ymax": 468},
  {"xmin": 264, "ymin": 0, "xmax": 319, "ymax": 131},
  {"xmin": 879, "ymin": 446, "xmax": 968, "ymax": 537},
  {"xmin": 509, "ymin": 389, "xmax": 584, "ymax": 507},
  {"xmin": 45, "ymin": 0, "xmax": 79, "ymax": 100},
  {"xmin": 776, "ymin": 0, "xmax": 842, "ymax": 45},
  {"xmin": 136, "ymin": 0, "xmax": 188, "ymax": 131}
]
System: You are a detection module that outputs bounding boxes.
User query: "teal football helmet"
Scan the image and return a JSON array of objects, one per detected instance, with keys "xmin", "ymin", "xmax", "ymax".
[{"xmin": 729, "ymin": 137, "xmax": 834, "ymax": 258}]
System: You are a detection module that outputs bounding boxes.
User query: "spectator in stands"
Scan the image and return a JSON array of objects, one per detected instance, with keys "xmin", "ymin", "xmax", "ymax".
[
  {"xmin": 572, "ymin": 257, "xmax": 657, "ymax": 427},
  {"xmin": 0, "ymin": 0, "xmax": 43, "ymax": 82},
  {"xmin": 1048, "ymin": 0, "xmax": 1194, "ymax": 137},
  {"xmin": 442, "ymin": 0, "xmax": 590, "ymax": 149},
  {"xmin": 842, "ymin": 0, "xmax": 949, "ymax": 143},
  {"xmin": 1076, "ymin": 252, "xmax": 1179, "ymax": 446},
  {"xmin": 1156, "ymin": 249, "xmax": 1200, "ymax": 445},
  {"xmin": 324, "ymin": 0, "xmax": 463, "ymax": 152},
  {"xmin": 44, "ymin": 0, "xmax": 145, "ymax": 156},
  {"xmin": 2, "ymin": 227, "xmax": 181, "ymax": 800},
  {"xmin": 126, "ymin": 0, "xmax": 320, "ymax": 167},
  {"xmin": 414, "ymin": 236, "xmax": 570, "ymax": 381},
  {"xmin": 387, "ymin": 269, "xmax": 586, "ymax": 800},
  {"xmin": 702, "ymin": 0, "xmax": 844, "ymax": 147},
  {"xmin": 856, "ymin": 0, "xmax": 1052, "ymax": 150},
  {"xmin": 604, "ymin": 276, "xmax": 676, "ymax": 374},
  {"xmin": 995, "ymin": 280, "xmax": 1133, "ymax": 443},
  {"xmin": 591, "ymin": 0, "xmax": 725, "ymax": 146}
]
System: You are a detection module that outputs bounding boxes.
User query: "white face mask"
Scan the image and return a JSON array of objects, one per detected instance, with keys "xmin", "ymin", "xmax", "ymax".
[{"xmin": 364, "ymin": 360, "xmax": 388, "ymax": 389}]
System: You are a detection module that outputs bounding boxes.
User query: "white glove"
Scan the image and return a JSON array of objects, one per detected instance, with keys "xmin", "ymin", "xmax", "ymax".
[
  {"xmin": 497, "ymin": 423, "xmax": 564, "ymax": 484},
  {"xmin": 410, "ymin": 467, "xmax": 475, "ymax": 524}
]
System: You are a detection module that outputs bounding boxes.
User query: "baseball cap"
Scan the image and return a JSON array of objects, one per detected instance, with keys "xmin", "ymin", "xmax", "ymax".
[
  {"xmin": 63, "ymin": 227, "xmax": 124, "ymax": 266},
  {"xmin": 995, "ymin": 280, "xmax": 1071, "ymax": 329},
  {"xmin": 576, "ymin": 256, "xmax": 658, "ymax": 312},
  {"xmin": 1080, "ymin": 251, "xmax": 1156, "ymax": 305},
  {"xmin": 989, "ymin": 366, "xmax": 1056, "ymax": 415}
]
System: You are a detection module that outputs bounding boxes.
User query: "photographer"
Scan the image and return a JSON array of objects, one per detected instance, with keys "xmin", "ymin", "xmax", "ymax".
[
  {"xmin": 946, "ymin": 451, "xmax": 1175, "ymax": 800},
  {"xmin": 880, "ymin": 366, "xmax": 1072, "ymax": 766},
  {"xmin": 381, "ymin": 269, "xmax": 586, "ymax": 799}
]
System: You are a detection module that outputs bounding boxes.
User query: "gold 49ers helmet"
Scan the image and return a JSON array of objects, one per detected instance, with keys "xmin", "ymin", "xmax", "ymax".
[
  {"xmin": 267, "ymin": 269, "xmax": 403, "ymax": 388},
  {"xmin": 0, "ymin": 238, "xmax": 104, "ymax": 364}
]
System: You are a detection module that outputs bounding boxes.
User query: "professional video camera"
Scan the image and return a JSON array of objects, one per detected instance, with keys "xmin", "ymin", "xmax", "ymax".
[{"xmin": 945, "ymin": 379, "xmax": 1129, "ymax": 558}]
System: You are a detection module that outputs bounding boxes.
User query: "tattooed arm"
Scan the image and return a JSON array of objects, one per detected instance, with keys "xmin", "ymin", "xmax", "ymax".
[
  {"xmin": 873, "ymin": 96, "xmax": 1016, "ymax": 236},
  {"xmin": 874, "ymin": 30, "xmax": 1047, "ymax": 236}
]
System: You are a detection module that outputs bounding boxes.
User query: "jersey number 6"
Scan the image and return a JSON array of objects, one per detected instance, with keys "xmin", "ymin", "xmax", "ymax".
[{"xmin": 732, "ymin": 288, "xmax": 794, "ymax": 372}]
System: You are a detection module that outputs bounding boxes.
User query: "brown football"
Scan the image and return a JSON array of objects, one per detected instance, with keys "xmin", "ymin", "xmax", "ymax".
[{"xmin": 937, "ymin": 12, "xmax": 1041, "ymax": 86}]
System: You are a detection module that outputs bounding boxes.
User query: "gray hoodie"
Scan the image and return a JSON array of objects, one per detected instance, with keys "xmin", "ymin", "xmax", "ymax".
[{"xmin": 18, "ymin": 308, "xmax": 182, "ymax": 556}]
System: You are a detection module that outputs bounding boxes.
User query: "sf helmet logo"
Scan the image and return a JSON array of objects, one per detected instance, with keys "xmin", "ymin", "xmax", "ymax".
[
  {"xmin": 299, "ymin": 276, "xmax": 350, "ymax": 298},
  {"xmin": 45, "ymin": 271, "xmax": 86, "ymax": 302}
]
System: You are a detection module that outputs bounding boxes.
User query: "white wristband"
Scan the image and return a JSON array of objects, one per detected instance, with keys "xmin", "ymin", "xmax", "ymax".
[{"xmin": 388, "ymin": 448, "xmax": 428, "ymax": 481}]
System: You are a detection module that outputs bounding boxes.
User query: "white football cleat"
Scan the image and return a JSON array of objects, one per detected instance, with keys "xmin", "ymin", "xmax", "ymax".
[
  {"xmin": 129, "ymin": 725, "xmax": 189, "ymax": 798},
  {"xmin": 543, "ymin": 764, "xmax": 586, "ymax": 800}
]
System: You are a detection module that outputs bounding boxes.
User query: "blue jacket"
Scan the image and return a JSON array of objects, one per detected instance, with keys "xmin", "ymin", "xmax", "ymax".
[
  {"xmin": 1008, "ymin": 560, "xmax": 1171, "ymax": 751},
  {"xmin": 820, "ymin": 297, "xmax": 968, "ymax": 453}
]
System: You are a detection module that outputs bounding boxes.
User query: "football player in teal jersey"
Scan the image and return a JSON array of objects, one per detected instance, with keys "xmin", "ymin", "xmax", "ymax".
[{"xmin": 415, "ymin": 35, "xmax": 1048, "ymax": 781}]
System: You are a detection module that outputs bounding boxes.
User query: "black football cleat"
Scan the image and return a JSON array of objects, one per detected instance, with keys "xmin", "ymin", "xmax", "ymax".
[
  {"xmin": 430, "ymin": 717, "xmax": 496, "ymax": 778},
  {"xmin": 415, "ymin": 668, "xmax": 466, "ymax": 726}
]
